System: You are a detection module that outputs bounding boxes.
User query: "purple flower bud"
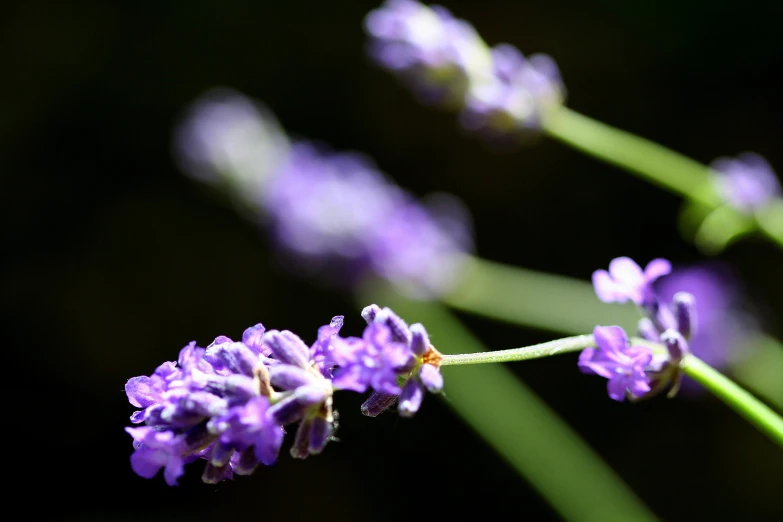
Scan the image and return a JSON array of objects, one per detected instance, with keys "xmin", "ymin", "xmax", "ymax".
[
  {"xmin": 398, "ymin": 379, "xmax": 425, "ymax": 417},
  {"xmin": 409, "ymin": 323, "xmax": 430, "ymax": 356},
  {"xmin": 202, "ymin": 462, "xmax": 233, "ymax": 484},
  {"xmin": 660, "ymin": 329, "xmax": 689, "ymax": 364},
  {"xmin": 269, "ymin": 364, "xmax": 318, "ymax": 391},
  {"xmin": 360, "ymin": 391, "xmax": 399, "ymax": 417},
  {"xmin": 264, "ymin": 330, "xmax": 312, "ymax": 368},
  {"xmin": 242, "ymin": 323, "xmax": 269, "ymax": 356},
  {"xmin": 204, "ymin": 341, "xmax": 258, "ymax": 376},
  {"xmin": 672, "ymin": 292, "xmax": 697, "ymax": 339},
  {"xmin": 374, "ymin": 307, "xmax": 412, "ymax": 344},
  {"xmin": 361, "ymin": 304, "xmax": 382, "ymax": 324},
  {"xmin": 231, "ymin": 447, "xmax": 259, "ymax": 476},
  {"xmin": 268, "ymin": 383, "xmax": 330, "ymax": 425}
]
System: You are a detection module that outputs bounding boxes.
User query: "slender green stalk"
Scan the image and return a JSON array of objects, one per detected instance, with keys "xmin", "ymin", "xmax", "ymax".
[
  {"xmin": 544, "ymin": 107, "xmax": 783, "ymax": 251},
  {"xmin": 683, "ymin": 356, "xmax": 783, "ymax": 447},
  {"xmin": 440, "ymin": 334, "xmax": 593, "ymax": 366},
  {"xmin": 441, "ymin": 333, "xmax": 783, "ymax": 448},
  {"xmin": 443, "ymin": 255, "xmax": 783, "ymax": 410},
  {"xmin": 357, "ymin": 284, "xmax": 659, "ymax": 522}
]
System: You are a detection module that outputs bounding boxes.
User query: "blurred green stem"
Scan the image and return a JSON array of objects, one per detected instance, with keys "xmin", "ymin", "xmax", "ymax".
[
  {"xmin": 543, "ymin": 107, "xmax": 783, "ymax": 251},
  {"xmin": 357, "ymin": 285, "xmax": 659, "ymax": 522},
  {"xmin": 440, "ymin": 334, "xmax": 783, "ymax": 448}
]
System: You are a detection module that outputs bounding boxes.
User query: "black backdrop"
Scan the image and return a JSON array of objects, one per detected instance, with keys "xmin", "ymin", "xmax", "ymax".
[{"xmin": 3, "ymin": 1, "xmax": 783, "ymax": 520}]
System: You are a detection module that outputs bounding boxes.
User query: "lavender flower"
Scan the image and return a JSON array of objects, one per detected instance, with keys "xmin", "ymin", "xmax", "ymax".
[
  {"xmin": 592, "ymin": 257, "xmax": 672, "ymax": 307},
  {"xmin": 710, "ymin": 152, "xmax": 782, "ymax": 213},
  {"xmin": 173, "ymin": 87, "xmax": 290, "ymax": 205},
  {"xmin": 579, "ymin": 326, "xmax": 654, "ymax": 401},
  {"xmin": 364, "ymin": 0, "xmax": 493, "ymax": 105},
  {"xmin": 340, "ymin": 304, "xmax": 444, "ymax": 417},
  {"xmin": 365, "ymin": 0, "xmax": 565, "ymax": 138},
  {"xmin": 126, "ymin": 307, "xmax": 443, "ymax": 484},
  {"xmin": 174, "ymin": 91, "xmax": 474, "ymax": 299}
]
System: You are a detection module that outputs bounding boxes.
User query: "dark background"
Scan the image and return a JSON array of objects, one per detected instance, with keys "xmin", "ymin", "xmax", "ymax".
[{"xmin": 3, "ymin": 0, "xmax": 783, "ymax": 520}]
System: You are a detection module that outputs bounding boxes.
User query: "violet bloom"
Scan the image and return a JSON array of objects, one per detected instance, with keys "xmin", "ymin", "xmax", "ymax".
[
  {"xmin": 364, "ymin": 0, "xmax": 493, "ymax": 105},
  {"xmin": 579, "ymin": 325, "xmax": 653, "ymax": 401},
  {"xmin": 592, "ymin": 256, "xmax": 672, "ymax": 307},
  {"xmin": 365, "ymin": 1, "xmax": 566, "ymax": 139},
  {"xmin": 710, "ymin": 152, "xmax": 782, "ymax": 213},
  {"xmin": 125, "ymin": 333, "xmax": 285, "ymax": 484},
  {"xmin": 461, "ymin": 44, "xmax": 565, "ymax": 139},
  {"xmin": 173, "ymin": 87, "xmax": 290, "ymax": 204},
  {"xmin": 261, "ymin": 141, "xmax": 473, "ymax": 298},
  {"xmin": 343, "ymin": 304, "xmax": 444, "ymax": 417}
]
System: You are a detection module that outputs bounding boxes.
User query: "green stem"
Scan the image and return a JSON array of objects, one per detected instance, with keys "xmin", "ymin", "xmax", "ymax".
[
  {"xmin": 358, "ymin": 284, "xmax": 659, "ymax": 522},
  {"xmin": 440, "ymin": 330, "xmax": 783, "ymax": 448},
  {"xmin": 440, "ymin": 334, "xmax": 594, "ymax": 366},
  {"xmin": 544, "ymin": 106, "xmax": 720, "ymax": 206},
  {"xmin": 543, "ymin": 107, "xmax": 783, "ymax": 251},
  {"xmin": 683, "ymin": 355, "xmax": 783, "ymax": 448}
]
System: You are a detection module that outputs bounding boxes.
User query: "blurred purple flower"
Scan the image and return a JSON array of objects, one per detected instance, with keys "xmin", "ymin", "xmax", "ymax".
[
  {"xmin": 592, "ymin": 257, "xmax": 671, "ymax": 307},
  {"xmin": 579, "ymin": 325, "xmax": 653, "ymax": 401},
  {"xmin": 656, "ymin": 264, "xmax": 752, "ymax": 383},
  {"xmin": 261, "ymin": 141, "xmax": 473, "ymax": 298},
  {"xmin": 710, "ymin": 152, "xmax": 781, "ymax": 213},
  {"xmin": 461, "ymin": 44, "xmax": 565, "ymax": 140},
  {"xmin": 365, "ymin": 1, "xmax": 565, "ymax": 139},
  {"xmin": 174, "ymin": 91, "xmax": 473, "ymax": 299},
  {"xmin": 173, "ymin": 88, "xmax": 289, "ymax": 203},
  {"xmin": 364, "ymin": 0, "xmax": 492, "ymax": 105}
]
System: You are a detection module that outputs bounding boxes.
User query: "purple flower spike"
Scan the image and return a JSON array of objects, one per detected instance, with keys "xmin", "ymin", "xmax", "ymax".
[
  {"xmin": 710, "ymin": 152, "xmax": 782, "ymax": 213},
  {"xmin": 579, "ymin": 326, "xmax": 654, "ymax": 401},
  {"xmin": 592, "ymin": 257, "xmax": 672, "ymax": 306}
]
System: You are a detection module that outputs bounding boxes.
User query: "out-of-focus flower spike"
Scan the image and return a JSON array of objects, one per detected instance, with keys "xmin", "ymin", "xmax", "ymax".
[
  {"xmin": 710, "ymin": 152, "xmax": 782, "ymax": 213},
  {"xmin": 672, "ymin": 292, "xmax": 697, "ymax": 339},
  {"xmin": 637, "ymin": 318, "xmax": 660, "ymax": 342}
]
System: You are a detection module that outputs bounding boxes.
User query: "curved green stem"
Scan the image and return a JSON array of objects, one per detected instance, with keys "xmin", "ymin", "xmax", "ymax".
[
  {"xmin": 440, "ymin": 331, "xmax": 783, "ymax": 448},
  {"xmin": 543, "ymin": 107, "xmax": 783, "ymax": 251},
  {"xmin": 683, "ymin": 355, "xmax": 783, "ymax": 447}
]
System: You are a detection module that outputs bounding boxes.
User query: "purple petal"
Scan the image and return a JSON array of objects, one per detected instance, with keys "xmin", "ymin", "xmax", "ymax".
[
  {"xmin": 409, "ymin": 323, "xmax": 430, "ymax": 356},
  {"xmin": 204, "ymin": 341, "xmax": 258, "ymax": 376},
  {"xmin": 264, "ymin": 330, "xmax": 312, "ymax": 368},
  {"xmin": 290, "ymin": 419, "xmax": 312, "ymax": 459},
  {"xmin": 269, "ymin": 364, "xmax": 317, "ymax": 390},
  {"xmin": 419, "ymin": 364, "xmax": 443, "ymax": 392},
  {"xmin": 608, "ymin": 257, "xmax": 644, "ymax": 287},
  {"xmin": 592, "ymin": 270, "xmax": 621, "ymax": 303},
  {"xmin": 125, "ymin": 376, "xmax": 161, "ymax": 408},
  {"xmin": 331, "ymin": 365, "xmax": 369, "ymax": 393},
  {"xmin": 242, "ymin": 324, "xmax": 268, "ymax": 356},
  {"xmin": 644, "ymin": 258, "xmax": 672, "ymax": 281},
  {"xmin": 130, "ymin": 447, "xmax": 167, "ymax": 479},
  {"xmin": 361, "ymin": 304, "xmax": 382, "ymax": 324},
  {"xmin": 593, "ymin": 325, "xmax": 629, "ymax": 355},
  {"xmin": 398, "ymin": 379, "xmax": 424, "ymax": 417},
  {"xmin": 606, "ymin": 377, "xmax": 628, "ymax": 401}
]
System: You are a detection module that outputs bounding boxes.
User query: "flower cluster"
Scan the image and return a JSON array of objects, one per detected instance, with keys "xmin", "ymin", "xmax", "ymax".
[
  {"xmin": 364, "ymin": 0, "xmax": 565, "ymax": 141},
  {"xmin": 710, "ymin": 152, "xmax": 781, "ymax": 214},
  {"xmin": 174, "ymin": 90, "xmax": 473, "ymax": 299},
  {"xmin": 125, "ymin": 305, "xmax": 443, "ymax": 485},
  {"xmin": 581, "ymin": 257, "xmax": 697, "ymax": 401}
]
